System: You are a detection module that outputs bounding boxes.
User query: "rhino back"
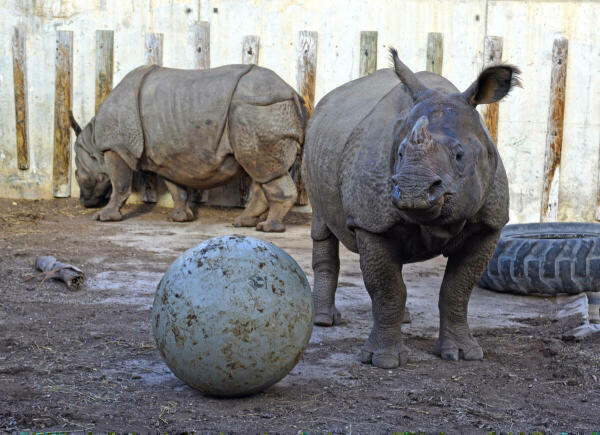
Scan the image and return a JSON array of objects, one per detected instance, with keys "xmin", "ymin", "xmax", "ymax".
[{"xmin": 139, "ymin": 65, "xmax": 252, "ymax": 172}]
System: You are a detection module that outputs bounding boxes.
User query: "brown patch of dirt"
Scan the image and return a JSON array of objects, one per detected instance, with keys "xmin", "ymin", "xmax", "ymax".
[{"xmin": 1, "ymin": 198, "xmax": 599, "ymax": 432}]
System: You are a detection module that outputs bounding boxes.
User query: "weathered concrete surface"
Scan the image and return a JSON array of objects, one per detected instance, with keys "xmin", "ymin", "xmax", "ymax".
[{"xmin": 1, "ymin": 1, "xmax": 599, "ymax": 223}]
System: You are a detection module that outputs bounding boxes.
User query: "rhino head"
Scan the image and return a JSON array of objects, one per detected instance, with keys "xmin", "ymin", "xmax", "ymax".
[
  {"xmin": 389, "ymin": 48, "xmax": 520, "ymax": 227},
  {"xmin": 69, "ymin": 112, "xmax": 112, "ymax": 208}
]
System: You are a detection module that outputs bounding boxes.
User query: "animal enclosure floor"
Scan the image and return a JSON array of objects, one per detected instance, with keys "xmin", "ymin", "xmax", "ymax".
[{"xmin": 1, "ymin": 198, "xmax": 599, "ymax": 432}]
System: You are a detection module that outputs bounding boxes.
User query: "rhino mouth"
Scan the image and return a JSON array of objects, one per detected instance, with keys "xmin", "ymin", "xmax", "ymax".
[{"xmin": 392, "ymin": 187, "xmax": 454, "ymax": 223}]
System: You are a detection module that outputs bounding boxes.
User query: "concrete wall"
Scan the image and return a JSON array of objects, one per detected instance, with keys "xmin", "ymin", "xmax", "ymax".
[{"xmin": 0, "ymin": 0, "xmax": 599, "ymax": 223}]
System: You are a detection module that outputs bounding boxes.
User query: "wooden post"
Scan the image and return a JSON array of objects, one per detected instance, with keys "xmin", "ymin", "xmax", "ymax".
[
  {"xmin": 190, "ymin": 22, "xmax": 210, "ymax": 205},
  {"xmin": 540, "ymin": 37, "xmax": 568, "ymax": 222},
  {"xmin": 426, "ymin": 32, "xmax": 443, "ymax": 75},
  {"xmin": 12, "ymin": 25, "xmax": 29, "ymax": 170},
  {"xmin": 194, "ymin": 21, "xmax": 210, "ymax": 69},
  {"xmin": 136, "ymin": 33, "xmax": 164, "ymax": 203},
  {"xmin": 52, "ymin": 30, "xmax": 73, "ymax": 198},
  {"xmin": 359, "ymin": 31, "xmax": 377, "ymax": 77},
  {"xmin": 482, "ymin": 36, "xmax": 503, "ymax": 145},
  {"xmin": 242, "ymin": 35, "xmax": 259, "ymax": 64},
  {"xmin": 596, "ymin": 137, "xmax": 600, "ymax": 220},
  {"xmin": 206, "ymin": 35, "xmax": 259, "ymax": 208},
  {"xmin": 292, "ymin": 30, "xmax": 317, "ymax": 206},
  {"xmin": 145, "ymin": 33, "xmax": 163, "ymax": 66},
  {"xmin": 95, "ymin": 30, "xmax": 114, "ymax": 113}
]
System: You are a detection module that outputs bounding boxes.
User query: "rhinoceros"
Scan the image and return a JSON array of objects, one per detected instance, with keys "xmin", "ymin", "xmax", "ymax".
[
  {"xmin": 69, "ymin": 64, "xmax": 306, "ymax": 232},
  {"xmin": 303, "ymin": 48, "xmax": 520, "ymax": 368}
]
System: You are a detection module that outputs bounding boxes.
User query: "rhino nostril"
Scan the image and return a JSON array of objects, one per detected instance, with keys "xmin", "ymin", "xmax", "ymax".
[{"xmin": 428, "ymin": 179, "xmax": 443, "ymax": 198}]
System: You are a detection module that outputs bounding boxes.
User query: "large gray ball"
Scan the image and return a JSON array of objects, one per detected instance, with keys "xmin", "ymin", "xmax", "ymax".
[{"xmin": 152, "ymin": 235, "xmax": 313, "ymax": 397}]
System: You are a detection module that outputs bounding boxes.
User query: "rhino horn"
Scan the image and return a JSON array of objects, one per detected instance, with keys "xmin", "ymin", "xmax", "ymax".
[
  {"xmin": 69, "ymin": 111, "xmax": 82, "ymax": 136},
  {"xmin": 389, "ymin": 47, "xmax": 427, "ymax": 101},
  {"xmin": 410, "ymin": 116, "xmax": 433, "ymax": 144}
]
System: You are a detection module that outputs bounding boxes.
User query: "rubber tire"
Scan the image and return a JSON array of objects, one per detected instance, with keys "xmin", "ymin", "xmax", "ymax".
[{"xmin": 478, "ymin": 222, "xmax": 600, "ymax": 295}]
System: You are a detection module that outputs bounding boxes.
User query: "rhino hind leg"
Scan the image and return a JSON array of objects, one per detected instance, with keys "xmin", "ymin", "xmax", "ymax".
[
  {"xmin": 233, "ymin": 182, "xmax": 268, "ymax": 227},
  {"xmin": 356, "ymin": 229, "xmax": 409, "ymax": 369},
  {"xmin": 256, "ymin": 173, "xmax": 297, "ymax": 232},
  {"xmin": 93, "ymin": 151, "xmax": 132, "ymax": 222},
  {"xmin": 311, "ymin": 217, "xmax": 342, "ymax": 326},
  {"xmin": 164, "ymin": 179, "xmax": 194, "ymax": 222},
  {"xmin": 228, "ymin": 100, "xmax": 303, "ymax": 232}
]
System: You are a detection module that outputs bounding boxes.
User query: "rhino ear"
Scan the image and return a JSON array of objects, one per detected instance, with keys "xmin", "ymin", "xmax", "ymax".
[
  {"xmin": 389, "ymin": 47, "xmax": 428, "ymax": 101},
  {"xmin": 462, "ymin": 64, "xmax": 522, "ymax": 107}
]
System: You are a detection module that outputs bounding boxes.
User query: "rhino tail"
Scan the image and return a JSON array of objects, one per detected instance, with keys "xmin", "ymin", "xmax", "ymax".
[
  {"xmin": 69, "ymin": 111, "xmax": 82, "ymax": 136},
  {"xmin": 293, "ymin": 93, "xmax": 308, "ymax": 147}
]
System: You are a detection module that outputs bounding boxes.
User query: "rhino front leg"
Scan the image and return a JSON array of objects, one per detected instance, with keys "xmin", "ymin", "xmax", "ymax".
[
  {"xmin": 256, "ymin": 174, "xmax": 297, "ymax": 233},
  {"xmin": 93, "ymin": 151, "xmax": 132, "ymax": 222},
  {"xmin": 233, "ymin": 181, "xmax": 268, "ymax": 227},
  {"xmin": 436, "ymin": 228, "xmax": 501, "ymax": 361},
  {"xmin": 164, "ymin": 179, "xmax": 194, "ymax": 222},
  {"xmin": 356, "ymin": 229, "xmax": 408, "ymax": 369},
  {"xmin": 312, "ymin": 217, "xmax": 341, "ymax": 326}
]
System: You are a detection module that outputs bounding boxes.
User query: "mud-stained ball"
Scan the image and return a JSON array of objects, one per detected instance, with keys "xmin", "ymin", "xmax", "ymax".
[{"xmin": 152, "ymin": 235, "xmax": 313, "ymax": 397}]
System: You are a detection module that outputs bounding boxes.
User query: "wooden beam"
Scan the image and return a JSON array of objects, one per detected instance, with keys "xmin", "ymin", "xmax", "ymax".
[
  {"xmin": 482, "ymin": 36, "xmax": 503, "ymax": 145},
  {"xmin": 206, "ymin": 35, "xmax": 259, "ymax": 208},
  {"xmin": 596, "ymin": 136, "xmax": 600, "ymax": 220},
  {"xmin": 95, "ymin": 30, "xmax": 113, "ymax": 113},
  {"xmin": 540, "ymin": 37, "xmax": 568, "ymax": 222},
  {"xmin": 194, "ymin": 21, "xmax": 210, "ymax": 69},
  {"xmin": 426, "ymin": 32, "xmax": 443, "ymax": 75},
  {"xmin": 12, "ymin": 25, "xmax": 29, "ymax": 170},
  {"xmin": 359, "ymin": 31, "xmax": 377, "ymax": 77},
  {"xmin": 190, "ymin": 22, "xmax": 210, "ymax": 205},
  {"xmin": 52, "ymin": 30, "xmax": 73, "ymax": 198},
  {"xmin": 292, "ymin": 30, "xmax": 318, "ymax": 206},
  {"xmin": 136, "ymin": 33, "xmax": 164, "ymax": 203},
  {"xmin": 242, "ymin": 35, "xmax": 259, "ymax": 65}
]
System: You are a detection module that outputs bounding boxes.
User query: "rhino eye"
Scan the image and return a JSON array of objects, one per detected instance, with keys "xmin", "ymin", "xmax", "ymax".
[{"xmin": 456, "ymin": 151, "xmax": 463, "ymax": 161}]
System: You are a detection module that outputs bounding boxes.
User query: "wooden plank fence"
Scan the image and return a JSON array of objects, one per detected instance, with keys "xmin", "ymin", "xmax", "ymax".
[
  {"xmin": 426, "ymin": 32, "xmax": 443, "ymax": 74},
  {"xmin": 135, "ymin": 32, "xmax": 164, "ymax": 204},
  {"xmin": 95, "ymin": 30, "xmax": 113, "ymax": 113},
  {"xmin": 205, "ymin": 34, "xmax": 258, "ymax": 208},
  {"xmin": 52, "ymin": 30, "xmax": 73, "ymax": 198},
  {"xmin": 359, "ymin": 31, "xmax": 377, "ymax": 77},
  {"xmin": 15, "ymin": 28, "xmax": 573, "ymax": 224},
  {"xmin": 482, "ymin": 36, "xmax": 503, "ymax": 145},
  {"xmin": 540, "ymin": 37, "xmax": 568, "ymax": 222},
  {"xmin": 12, "ymin": 25, "xmax": 29, "ymax": 170}
]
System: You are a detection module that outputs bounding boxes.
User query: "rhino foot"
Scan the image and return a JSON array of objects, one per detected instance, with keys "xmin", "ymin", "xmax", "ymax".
[
  {"xmin": 313, "ymin": 306, "xmax": 342, "ymax": 327},
  {"xmin": 360, "ymin": 346, "xmax": 409, "ymax": 369},
  {"xmin": 434, "ymin": 328, "xmax": 483, "ymax": 361},
  {"xmin": 256, "ymin": 220, "xmax": 285, "ymax": 232},
  {"xmin": 168, "ymin": 207, "xmax": 194, "ymax": 222},
  {"xmin": 93, "ymin": 208, "xmax": 123, "ymax": 222},
  {"xmin": 233, "ymin": 215, "xmax": 260, "ymax": 227}
]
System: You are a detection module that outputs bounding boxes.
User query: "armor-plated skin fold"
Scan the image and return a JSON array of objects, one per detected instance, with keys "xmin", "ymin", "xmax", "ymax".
[
  {"xmin": 70, "ymin": 64, "xmax": 306, "ymax": 232},
  {"xmin": 303, "ymin": 48, "xmax": 520, "ymax": 368}
]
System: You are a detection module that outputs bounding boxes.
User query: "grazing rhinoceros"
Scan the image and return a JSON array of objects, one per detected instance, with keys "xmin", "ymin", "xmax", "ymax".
[
  {"xmin": 69, "ymin": 64, "xmax": 306, "ymax": 232},
  {"xmin": 303, "ymin": 48, "xmax": 520, "ymax": 368}
]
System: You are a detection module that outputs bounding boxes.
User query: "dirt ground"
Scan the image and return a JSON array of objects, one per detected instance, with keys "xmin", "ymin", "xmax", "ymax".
[{"xmin": 1, "ymin": 198, "xmax": 599, "ymax": 433}]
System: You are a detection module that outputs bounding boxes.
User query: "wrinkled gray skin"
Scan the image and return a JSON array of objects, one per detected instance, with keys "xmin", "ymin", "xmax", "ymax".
[
  {"xmin": 70, "ymin": 64, "xmax": 306, "ymax": 232},
  {"xmin": 303, "ymin": 48, "xmax": 520, "ymax": 368}
]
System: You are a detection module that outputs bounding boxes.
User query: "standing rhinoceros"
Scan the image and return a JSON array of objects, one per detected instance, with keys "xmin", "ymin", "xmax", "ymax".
[
  {"xmin": 69, "ymin": 64, "xmax": 306, "ymax": 232},
  {"xmin": 303, "ymin": 48, "xmax": 520, "ymax": 368}
]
